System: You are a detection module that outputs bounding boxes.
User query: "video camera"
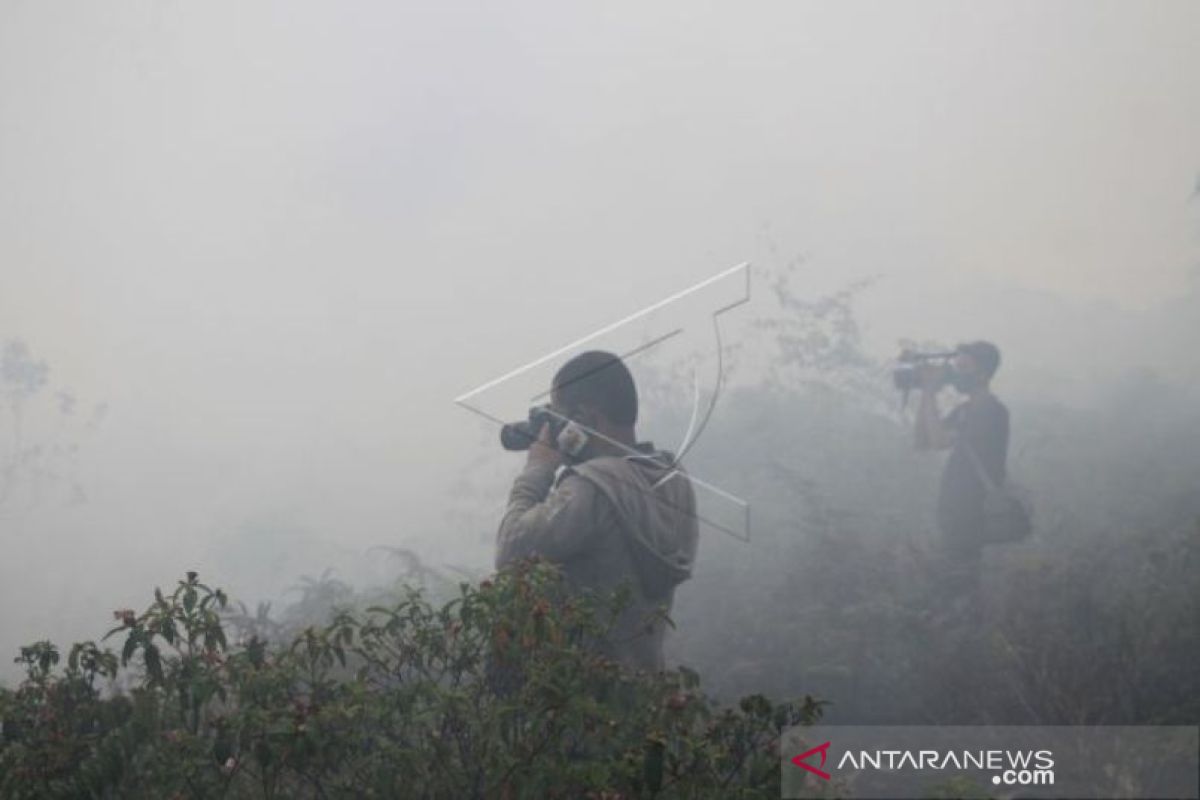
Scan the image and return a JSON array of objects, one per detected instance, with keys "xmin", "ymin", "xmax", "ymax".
[{"xmin": 892, "ymin": 350, "xmax": 957, "ymax": 393}]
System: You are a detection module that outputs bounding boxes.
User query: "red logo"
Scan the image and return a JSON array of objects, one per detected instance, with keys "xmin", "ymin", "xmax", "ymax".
[{"xmin": 791, "ymin": 741, "xmax": 832, "ymax": 780}]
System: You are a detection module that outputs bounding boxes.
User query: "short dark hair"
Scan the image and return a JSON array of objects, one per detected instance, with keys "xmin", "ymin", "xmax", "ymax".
[
  {"xmin": 552, "ymin": 350, "xmax": 638, "ymax": 426},
  {"xmin": 957, "ymin": 340, "xmax": 1001, "ymax": 379}
]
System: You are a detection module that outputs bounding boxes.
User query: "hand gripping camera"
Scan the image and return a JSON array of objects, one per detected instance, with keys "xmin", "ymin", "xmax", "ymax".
[
  {"xmin": 892, "ymin": 349, "xmax": 967, "ymax": 409},
  {"xmin": 499, "ymin": 405, "xmax": 590, "ymax": 458}
]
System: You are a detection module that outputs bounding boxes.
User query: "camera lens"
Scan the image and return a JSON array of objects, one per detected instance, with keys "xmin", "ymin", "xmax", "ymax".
[{"xmin": 500, "ymin": 420, "xmax": 537, "ymax": 451}]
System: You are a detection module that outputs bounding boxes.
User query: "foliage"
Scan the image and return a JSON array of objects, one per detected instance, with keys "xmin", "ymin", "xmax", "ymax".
[{"xmin": 0, "ymin": 563, "xmax": 822, "ymax": 799}]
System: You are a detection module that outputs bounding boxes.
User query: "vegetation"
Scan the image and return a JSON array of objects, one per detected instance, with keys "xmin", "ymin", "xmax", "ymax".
[
  {"xmin": 0, "ymin": 561, "xmax": 822, "ymax": 799},
  {"xmin": 662, "ymin": 263, "xmax": 1200, "ymax": 728}
]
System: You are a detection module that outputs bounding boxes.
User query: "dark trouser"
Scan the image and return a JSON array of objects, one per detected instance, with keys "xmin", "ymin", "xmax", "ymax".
[{"xmin": 936, "ymin": 512, "xmax": 984, "ymax": 614}]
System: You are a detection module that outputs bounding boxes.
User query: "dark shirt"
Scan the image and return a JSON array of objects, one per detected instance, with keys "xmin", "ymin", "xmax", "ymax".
[{"xmin": 936, "ymin": 393, "xmax": 1009, "ymax": 540}]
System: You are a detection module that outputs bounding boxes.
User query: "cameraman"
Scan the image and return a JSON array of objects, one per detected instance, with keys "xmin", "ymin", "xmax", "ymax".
[
  {"xmin": 495, "ymin": 351, "xmax": 699, "ymax": 672},
  {"xmin": 914, "ymin": 341, "xmax": 1009, "ymax": 605}
]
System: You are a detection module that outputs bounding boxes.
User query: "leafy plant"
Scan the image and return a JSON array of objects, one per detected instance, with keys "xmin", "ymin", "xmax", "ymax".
[{"xmin": 0, "ymin": 562, "xmax": 822, "ymax": 798}]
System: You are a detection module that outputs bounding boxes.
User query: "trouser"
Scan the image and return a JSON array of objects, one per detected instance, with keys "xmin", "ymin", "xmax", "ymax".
[{"xmin": 935, "ymin": 515, "xmax": 985, "ymax": 617}]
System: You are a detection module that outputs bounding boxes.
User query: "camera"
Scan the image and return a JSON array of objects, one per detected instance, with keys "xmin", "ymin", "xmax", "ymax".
[
  {"xmin": 500, "ymin": 405, "xmax": 592, "ymax": 457},
  {"xmin": 504, "ymin": 400, "xmax": 588, "ymax": 450},
  {"xmin": 892, "ymin": 350, "xmax": 957, "ymax": 393},
  {"xmin": 500, "ymin": 405, "xmax": 565, "ymax": 451}
]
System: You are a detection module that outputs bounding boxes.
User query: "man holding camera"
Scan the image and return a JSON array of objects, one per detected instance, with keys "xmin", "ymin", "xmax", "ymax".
[
  {"xmin": 913, "ymin": 341, "xmax": 1009, "ymax": 608},
  {"xmin": 495, "ymin": 350, "xmax": 699, "ymax": 672}
]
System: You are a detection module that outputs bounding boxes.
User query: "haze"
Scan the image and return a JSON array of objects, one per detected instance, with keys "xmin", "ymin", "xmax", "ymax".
[{"xmin": 1, "ymin": 1, "xmax": 1197, "ymax": 681}]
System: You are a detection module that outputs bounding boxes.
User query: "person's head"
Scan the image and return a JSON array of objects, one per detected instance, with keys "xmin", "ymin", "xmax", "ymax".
[
  {"xmin": 550, "ymin": 350, "xmax": 638, "ymax": 450},
  {"xmin": 952, "ymin": 340, "xmax": 1001, "ymax": 393}
]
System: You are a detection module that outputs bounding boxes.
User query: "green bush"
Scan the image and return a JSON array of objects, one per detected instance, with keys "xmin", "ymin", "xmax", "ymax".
[{"xmin": 0, "ymin": 561, "xmax": 822, "ymax": 799}]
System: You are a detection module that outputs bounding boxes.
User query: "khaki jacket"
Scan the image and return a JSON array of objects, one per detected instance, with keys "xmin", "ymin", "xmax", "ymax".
[{"xmin": 496, "ymin": 446, "xmax": 699, "ymax": 672}]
